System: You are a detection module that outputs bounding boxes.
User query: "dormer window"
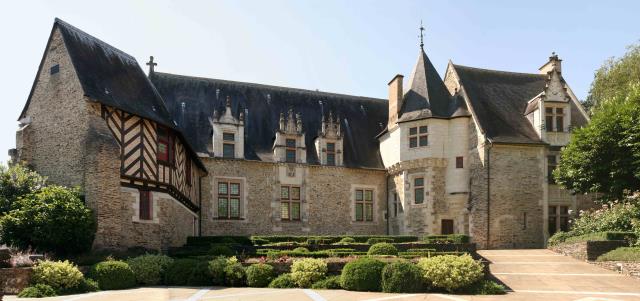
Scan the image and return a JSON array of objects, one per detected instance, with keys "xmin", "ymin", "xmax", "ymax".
[
  {"xmin": 314, "ymin": 112, "xmax": 343, "ymax": 166},
  {"xmin": 409, "ymin": 126, "xmax": 428, "ymax": 148},
  {"xmin": 545, "ymin": 107, "xmax": 565, "ymax": 132},
  {"xmin": 223, "ymin": 133, "xmax": 235, "ymax": 158},
  {"xmin": 326, "ymin": 143, "xmax": 336, "ymax": 166},
  {"xmin": 285, "ymin": 139, "xmax": 296, "ymax": 163},
  {"xmin": 157, "ymin": 126, "xmax": 174, "ymax": 164},
  {"xmin": 274, "ymin": 109, "xmax": 306, "ymax": 164}
]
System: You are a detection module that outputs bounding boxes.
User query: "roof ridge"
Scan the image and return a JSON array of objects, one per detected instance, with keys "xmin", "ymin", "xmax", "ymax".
[
  {"xmin": 452, "ymin": 63, "xmax": 545, "ymax": 77},
  {"xmin": 153, "ymin": 71, "xmax": 387, "ymax": 103},
  {"xmin": 54, "ymin": 18, "xmax": 136, "ymax": 63}
]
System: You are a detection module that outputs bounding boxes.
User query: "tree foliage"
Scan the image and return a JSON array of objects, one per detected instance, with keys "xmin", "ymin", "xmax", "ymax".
[
  {"xmin": 0, "ymin": 164, "xmax": 46, "ymax": 215},
  {"xmin": 585, "ymin": 43, "xmax": 640, "ymax": 111}
]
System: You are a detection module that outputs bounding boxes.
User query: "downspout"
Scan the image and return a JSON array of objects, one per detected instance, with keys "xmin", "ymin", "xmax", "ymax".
[
  {"xmin": 198, "ymin": 175, "xmax": 202, "ymax": 237},
  {"xmin": 385, "ymin": 174, "xmax": 390, "ymax": 235},
  {"xmin": 486, "ymin": 138, "xmax": 493, "ymax": 249}
]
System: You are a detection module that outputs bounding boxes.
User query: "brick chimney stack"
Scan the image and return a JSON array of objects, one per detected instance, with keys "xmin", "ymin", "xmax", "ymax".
[{"xmin": 387, "ymin": 74, "xmax": 404, "ymax": 129}]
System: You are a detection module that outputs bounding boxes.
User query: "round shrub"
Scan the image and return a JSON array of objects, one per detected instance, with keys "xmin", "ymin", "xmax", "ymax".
[
  {"xmin": 165, "ymin": 258, "xmax": 211, "ymax": 286},
  {"xmin": 208, "ymin": 256, "xmax": 227, "ymax": 285},
  {"xmin": 127, "ymin": 254, "xmax": 174, "ymax": 285},
  {"xmin": 246, "ymin": 263, "xmax": 275, "ymax": 287},
  {"xmin": 91, "ymin": 260, "xmax": 136, "ymax": 290},
  {"xmin": 381, "ymin": 261, "xmax": 424, "ymax": 293},
  {"xmin": 417, "ymin": 254, "xmax": 484, "ymax": 292},
  {"xmin": 210, "ymin": 244, "xmax": 234, "ymax": 256},
  {"xmin": 17, "ymin": 284, "xmax": 57, "ymax": 298},
  {"xmin": 340, "ymin": 258, "xmax": 386, "ymax": 291},
  {"xmin": 58, "ymin": 278, "xmax": 100, "ymax": 295},
  {"xmin": 339, "ymin": 237, "xmax": 355, "ymax": 244},
  {"xmin": 368, "ymin": 243, "xmax": 398, "ymax": 256},
  {"xmin": 188, "ymin": 260, "xmax": 213, "ymax": 286},
  {"xmin": 31, "ymin": 260, "xmax": 84, "ymax": 292},
  {"xmin": 0, "ymin": 186, "xmax": 96, "ymax": 256},
  {"xmin": 292, "ymin": 247, "xmax": 310, "ymax": 252},
  {"xmin": 291, "ymin": 258, "xmax": 328, "ymax": 288},
  {"xmin": 311, "ymin": 275, "xmax": 342, "ymax": 289},
  {"xmin": 224, "ymin": 257, "xmax": 246, "ymax": 286},
  {"xmin": 268, "ymin": 273, "xmax": 297, "ymax": 288},
  {"xmin": 462, "ymin": 280, "xmax": 506, "ymax": 295}
]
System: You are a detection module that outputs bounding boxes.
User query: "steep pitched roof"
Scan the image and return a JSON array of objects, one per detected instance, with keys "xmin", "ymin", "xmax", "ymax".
[
  {"xmin": 21, "ymin": 19, "xmax": 206, "ymax": 170},
  {"xmin": 452, "ymin": 64, "xmax": 547, "ymax": 144},
  {"xmin": 149, "ymin": 72, "xmax": 388, "ymax": 169},
  {"xmin": 398, "ymin": 48, "xmax": 453, "ymax": 122}
]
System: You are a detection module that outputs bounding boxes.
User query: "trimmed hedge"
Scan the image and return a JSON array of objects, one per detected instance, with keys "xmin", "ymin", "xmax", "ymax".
[
  {"xmin": 597, "ymin": 247, "xmax": 640, "ymax": 261},
  {"xmin": 368, "ymin": 243, "xmax": 398, "ymax": 256},
  {"xmin": 186, "ymin": 236, "xmax": 252, "ymax": 246},
  {"xmin": 381, "ymin": 262, "xmax": 424, "ymax": 293},
  {"xmin": 250, "ymin": 235, "xmax": 420, "ymax": 245},
  {"xmin": 423, "ymin": 234, "xmax": 470, "ymax": 244},
  {"xmin": 165, "ymin": 259, "xmax": 211, "ymax": 286},
  {"xmin": 90, "ymin": 260, "xmax": 136, "ymax": 290},
  {"xmin": 550, "ymin": 231, "xmax": 637, "ymax": 246},
  {"xmin": 246, "ymin": 263, "xmax": 275, "ymax": 287},
  {"xmin": 340, "ymin": 258, "xmax": 386, "ymax": 292}
]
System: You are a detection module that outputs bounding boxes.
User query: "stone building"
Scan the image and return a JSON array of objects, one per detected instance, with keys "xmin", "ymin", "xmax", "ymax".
[{"xmin": 12, "ymin": 19, "xmax": 593, "ymax": 250}]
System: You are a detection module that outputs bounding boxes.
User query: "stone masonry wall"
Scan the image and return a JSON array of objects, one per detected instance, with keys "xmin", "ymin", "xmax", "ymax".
[{"xmin": 200, "ymin": 158, "xmax": 387, "ymax": 235}]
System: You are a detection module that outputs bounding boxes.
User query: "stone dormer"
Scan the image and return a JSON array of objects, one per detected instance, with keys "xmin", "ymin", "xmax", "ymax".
[
  {"xmin": 273, "ymin": 109, "xmax": 306, "ymax": 163},
  {"xmin": 314, "ymin": 112, "xmax": 343, "ymax": 166},
  {"xmin": 210, "ymin": 96, "xmax": 244, "ymax": 159}
]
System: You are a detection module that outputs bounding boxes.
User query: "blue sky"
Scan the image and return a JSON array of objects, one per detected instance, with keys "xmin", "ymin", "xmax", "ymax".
[{"xmin": 1, "ymin": 0, "xmax": 638, "ymax": 163}]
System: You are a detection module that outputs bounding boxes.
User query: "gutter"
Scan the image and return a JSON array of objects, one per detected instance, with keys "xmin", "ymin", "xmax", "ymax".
[{"xmin": 486, "ymin": 137, "xmax": 493, "ymax": 249}]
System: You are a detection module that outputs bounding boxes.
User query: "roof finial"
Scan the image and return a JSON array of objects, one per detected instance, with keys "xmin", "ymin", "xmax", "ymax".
[
  {"xmin": 419, "ymin": 20, "xmax": 425, "ymax": 49},
  {"xmin": 146, "ymin": 56, "xmax": 157, "ymax": 74}
]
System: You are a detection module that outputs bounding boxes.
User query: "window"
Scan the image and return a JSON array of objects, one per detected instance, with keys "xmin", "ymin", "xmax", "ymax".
[
  {"xmin": 50, "ymin": 64, "xmax": 59, "ymax": 75},
  {"xmin": 222, "ymin": 133, "xmax": 235, "ymax": 158},
  {"xmin": 545, "ymin": 107, "xmax": 565, "ymax": 132},
  {"xmin": 456, "ymin": 156, "xmax": 464, "ymax": 169},
  {"xmin": 280, "ymin": 185, "xmax": 301, "ymax": 221},
  {"xmin": 326, "ymin": 143, "xmax": 336, "ymax": 166},
  {"xmin": 139, "ymin": 190, "xmax": 152, "ymax": 220},
  {"xmin": 441, "ymin": 219, "xmax": 454, "ymax": 235},
  {"xmin": 355, "ymin": 189, "xmax": 373, "ymax": 221},
  {"xmin": 218, "ymin": 180, "xmax": 241, "ymax": 219},
  {"xmin": 547, "ymin": 155, "xmax": 557, "ymax": 184},
  {"xmin": 286, "ymin": 139, "xmax": 296, "ymax": 163},
  {"xmin": 408, "ymin": 126, "xmax": 428, "ymax": 148},
  {"xmin": 522, "ymin": 212, "xmax": 527, "ymax": 230},
  {"xmin": 392, "ymin": 192, "xmax": 398, "ymax": 217},
  {"xmin": 414, "ymin": 177, "xmax": 424, "ymax": 204},
  {"xmin": 157, "ymin": 126, "xmax": 173, "ymax": 164},
  {"xmin": 548, "ymin": 205, "xmax": 570, "ymax": 235}
]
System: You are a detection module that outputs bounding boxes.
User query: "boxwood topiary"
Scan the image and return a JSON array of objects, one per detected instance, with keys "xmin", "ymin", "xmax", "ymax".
[
  {"xmin": 417, "ymin": 254, "xmax": 484, "ymax": 292},
  {"xmin": 126, "ymin": 254, "xmax": 174, "ymax": 285},
  {"xmin": 90, "ymin": 260, "xmax": 136, "ymax": 290},
  {"xmin": 290, "ymin": 258, "xmax": 328, "ymax": 288},
  {"xmin": 340, "ymin": 258, "xmax": 386, "ymax": 291},
  {"xmin": 224, "ymin": 257, "xmax": 246, "ymax": 286},
  {"xmin": 31, "ymin": 260, "xmax": 84, "ymax": 292},
  {"xmin": 245, "ymin": 263, "xmax": 275, "ymax": 287},
  {"xmin": 268, "ymin": 273, "xmax": 297, "ymax": 288},
  {"xmin": 17, "ymin": 284, "xmax": 57, "ymax": 298},
  {"xmin": 311, "ymin": 275, "xmax": 342, "ymax": 289},
  {"xmin": 367, "ymin": 243, "xmax": 398, "ymax": 256},
  {"xmin": 366, "ymin": 238, "xmax": 394, "ymax": 245},
  {"xmin": 381, "ymin": 261, "xmax": 424, "ymax": 293},
  {"xmin": 210, "ymin": 244, "xmax": 235, "ymax": 256},
  {"xmin": 208, "ymin": 256, "xmax": 227, "ymax": 285}
]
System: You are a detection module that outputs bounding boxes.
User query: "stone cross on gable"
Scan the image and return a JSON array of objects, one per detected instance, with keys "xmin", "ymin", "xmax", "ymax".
[
  {"xmin": 419, "ymin": 20, "xmax": 425, "ymax": 49},
  {"xmin": 146, "ymin": 56, "xmax": 157, "ymax": 73}
]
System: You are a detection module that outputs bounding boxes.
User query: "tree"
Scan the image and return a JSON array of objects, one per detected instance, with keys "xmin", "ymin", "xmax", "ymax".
[
  {"xmin": 554, "ymin": 84, "xmax": 640, "ymax": 200},
  {"xmin": 0, "ymin": 185, "xmax": 96, "ymax": 255},
  {"xmin": 0, "ymin": 164, "xmax": 46, "ymax": 215},
  {"xmin": 584, "ymin": 43, "xmax": 640, "ymax": 111}
]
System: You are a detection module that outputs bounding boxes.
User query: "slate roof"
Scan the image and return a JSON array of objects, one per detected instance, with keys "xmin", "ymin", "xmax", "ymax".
[
  {"xmin": 397, "ymin": 48, "xmax": 457, "ymax": 122},
  {"xmin": 452, "ymin": 65, "xmax": 548, "ymax": 144},
  {"xmin": 149, "ymin": 72, "xmax": 388, "ymax": 169},
  {"xmin": 20, "ymin": 19, "xmax": 206, "ymax": 170}
]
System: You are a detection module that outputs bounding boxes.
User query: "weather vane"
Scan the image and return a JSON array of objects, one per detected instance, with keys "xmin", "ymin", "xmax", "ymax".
[{"xmin": 419, "ymin": 20, "xmax": 425, "ymax": 48}]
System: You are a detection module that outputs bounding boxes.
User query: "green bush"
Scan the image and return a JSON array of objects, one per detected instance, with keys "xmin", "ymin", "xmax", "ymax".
[
  {"xmin": 423, "ymin": 234, "xmax": 470, "ymax": 244},
  {"xmin": 292, "ymin": 247, "xmax": 310, "ymax": 252},
  {"xmin": 547, "ymin": 231, "xmax": 571, "ymax": 246},
  {"xmin": 90, "ymin": 260, "xmax": 136, "ymax": 290},
  {"xmin": 368, "ymin": 243, "xmax": 398, "ymax": 256},
  {"xmin": 210, "ymin": 244, "xmax": 235, "ymax": 256},
  {"xmin": 245, "ymin": 263, "xmax": 275, "ymax": 287},
  {"xmin": 311, "ymin": 275, "xmax": 342, "ymax": 289},
  {"xmin": 340, "ymin": 258, "xmax": 386, "ymax": 291},
  {"xmin": 268, "ymin": 273, "xmax": 297, "ymax": 288},
  {"xmin": 224, "ymin": 257, "xmax": 246, "ymax": 286},
  {"xmin": 366, "ymin": 238, "xmax": 394, "ymax": 245},
  {"xmin": 462, "ymin": 280, "xmax": 506, "ymax": 295},
  {"xmin": 165, "ymin": 258, "xmax": 211, "ymax": 286},
  {"xmin": 417, "ymin": 254, "xmax": 484, "ymax": 292},
  {"xmin": 58, "ymin": 278, "xmax": 100, "ymax": 295},
  {"xmin": 381, "ymin": 261, "xmax": 424, "ymax": 293},
  {"xmin": 126, "ymin": 254, "xmax": 173, "ymax": 285},
  {"xmin": 17, "ymin": 284, "xmax": 57, "ymax": 298},
  {"xmin": 208, "ymin": 256, "xmax": 227, "ymax": 285},
  {"xmin": 31, "ymin": 260, "xmax": 84, "ymax": 292},
  {"xmin": 291, "ymin": 258, "xmax": 328, "ymax": 288},
  {"xmin": 339, "ymin": 237, "xmax": 355, "ymax": 244},
  {"xmin": 0, "ymin": 186, "xmax": 96, "ymax": 255},
  {"xmin": 187, "ymin": 236, "xmax": 253, "ymax": 246},
  {"xmin": 550, "ymin": 231, "xmax": 638, "ymax": 246},
  {"xmin": 597, "ymin": 247, "xmax": 640, "ymax": 261},
  {"xmin": 0, "ymin": 164, "xmax": 46, "ymax": 215}
]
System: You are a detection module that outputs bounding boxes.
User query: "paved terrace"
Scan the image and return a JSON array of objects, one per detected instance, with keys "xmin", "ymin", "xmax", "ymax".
[{"xmin": 7, "ymin": 249, "xmax": 640, "ymax": 301}]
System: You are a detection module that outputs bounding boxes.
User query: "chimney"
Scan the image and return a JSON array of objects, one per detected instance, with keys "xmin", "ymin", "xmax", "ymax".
[
  {"xmin": 387, "ymin": 74, "xmax": 404, "ymax": 128},
  {"xmin": 539, "ymin": 52, "xmax": 562, "ymax": 74}
]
